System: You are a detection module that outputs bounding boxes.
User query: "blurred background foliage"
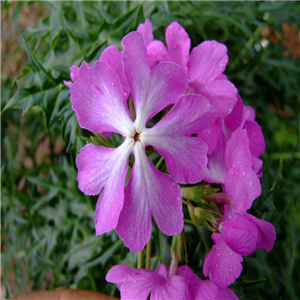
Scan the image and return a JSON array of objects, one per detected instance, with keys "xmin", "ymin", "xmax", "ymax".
[{"xmin": 1, "ymin": 1, "xmax": 299, "ymax": 299}]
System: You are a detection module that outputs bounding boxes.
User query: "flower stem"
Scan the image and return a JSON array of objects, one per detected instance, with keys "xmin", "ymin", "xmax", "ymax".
[
  {"xmin": 169, "ymin": 240, "xmax": 179, "ymax": 277},
  {"xmin": 145, "ymin": 239, "xmax": 152, "ymax": 269},
  {"xmin": 137, "ymin": 250, "xmax": 143, "ymax": 269}
]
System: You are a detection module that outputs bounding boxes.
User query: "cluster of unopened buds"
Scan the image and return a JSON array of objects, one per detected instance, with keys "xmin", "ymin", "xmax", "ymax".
[{"xmin": 65, "ymin": 19, "xmax": 276, "ymax": 300}]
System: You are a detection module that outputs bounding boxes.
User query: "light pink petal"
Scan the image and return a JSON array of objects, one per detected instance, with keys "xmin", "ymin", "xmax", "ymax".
[
  {"xmin": 137, "ymin": 19, "xmax": 153, "ymax": 47},
  {"xmin": 100, "ymin": 45, "xmax": 122, "ymax": 71},
  {"xmin": 245, "ymin": 214, "xmax": 276, "ymax": 251},
  {"xmin": 225, "ymin": 128, "xmax": 252, "ymax": 170},
  {"xmin": 116, "ymin": 142, "xmax": 183, "ymax": 252},
  {"xmin": 71, "ymin": 60, "xmax": 134, "ymax": 136},
  {"xmin": 106, "ymin": 265, "xmax": 141, "ymax": 283},
  {"xmin": 76, "ymin": 139, "xmax": 134, "ymax": 235},
  {"xmin": 224, "ymin": 94, "xmax": 244, "ymax": 132},
  {"xmin": 120, "ymin": 272, "xmax": 166, "ymax": 300},
  {"xmin": 225, "ymin": 165, "xmax": 261, "ymax": 212},
  {"xmin": 188, "ymin": 41, "xmax": 228, "ymax": 83},
  {"xmin": 70, "ymin": 65, "xmax": 79, "ymax": 82},
  {"xmin": 203, "ymin": 234, "xmax": 243, "ymax": 289},
  {"xmin": 243, "ymin": 120, "xmax": 266, "ymax": 157},
  {"xmin": 222, "ymin": 213, "xmax": 259, "ymax": 256},
  {"xmin": 151, "ymin": 276, "xmax": 187, "ymax": 300},
  {"xmin": 198, "ymin": 119, "xmax": 223, "ymax": 155},
  {"xmin": 204, "ymin": 138, "xmax": 227, "ymax": 184},
  {"xmin": 191, "ymin": 79, "xmax": 238, "ymax": 118},
  {"xmin": 141, "ymin": 94, "xmax": 216, "ymax": 183},
  {"xmin": 147, "ymin": 40, "xmax": 170, "ymax": 67},
  {"xmin": 165, "ymin": 21, "xmax": 191, "ymax": 68},
  {"xmin": 122, "ymin": 32, "xmax": 187, "ymax": 131}
]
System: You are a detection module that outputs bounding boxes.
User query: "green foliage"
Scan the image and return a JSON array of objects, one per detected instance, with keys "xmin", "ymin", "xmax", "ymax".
[{"xmin": 1, "ymin": 1, "xmax": 300, "ymax": 299}]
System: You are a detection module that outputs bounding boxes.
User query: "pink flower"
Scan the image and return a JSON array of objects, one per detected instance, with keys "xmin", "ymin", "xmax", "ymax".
[
  {"xmin": 70, "ymin": 31, "xmax": 216, "ymax": 252},
  {"xmin": 106, "ymin": 264, "xmax": 238, "ymax": 300},
  {"xmin": 138, "ymin": 19, "xmax": 238, "ymax": 118},
  {"xmin": 203, "ymin": 211, "xmax": 276, "ymax": 288}
]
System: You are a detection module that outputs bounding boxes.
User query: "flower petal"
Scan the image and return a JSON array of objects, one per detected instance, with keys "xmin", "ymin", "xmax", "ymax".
[
  {"xmin": 225, "ymin": 128, "xmax": 252, "ymax": 170},
  {"xmin": 137, "ymin": 19, "xmax": 153, "ymax": 47},
  {"xmin": 224, "ymin": 94, "xmax": 244, "ymax": 132},
  {"xmin": 122, "ymin": 32, "xmax": 187, "ymax": 131},
  {"xmin": 141, "ymin": 94, "xmax": 216, "ymax": 183},
  {"xmin": 76, "ymin": 139, "xmax": 134, "ymax": 235},
  {"xmin": 204, "ymin": 138, "xmax": 227, "ymax": 184},
  {"xmin": 100, "ymin": 45, "xmax": 122, "ymax": 71},
  {"xmin": 165, "ymin": 21, "xmax": 191, "ymax": 68},
  {"xmin": 191, "ymin": 79, "xmax": 237, "ymax": 118},
  {"xmin": 106, "ymin": 265, "xmax": 141, "ymax": 284},
  {"xmin": 224, "ymin": 165, "xmax": 261, "ymax": 212},
  {"xmin": 245, "ymin": 213, "xmax": 276, "ymax": 251},
  {"xmin": 147, "ymin": 40, "xmax": 170, "ymax": 67},
  {"xmin": 116, "ymin": 142, "xmax": 183, "ymax": 252},
  {"xmin": 222, "ymin": 212, "xmax": 259, "ymax": 256},
  {"xmin": 151, "ymin": 275, "xmax": 187, "ymax": 300},
  {"xmin": 243, "ymin": 119, "xmax": 266, "ymax": 158},
  {"xmin": 203, "ymin": 234, "xmax": 243, "ymax": 289},
  {"xmin": 71, "ymin": 60, "xmax": 134, "ymax": 136},
  {"xmin": 188, "ymin": 41, "xmax": 228, "ymax": 83},
  {"xmin": 120, "ymin": 272, "xmax": 165, "ymax": 300}
]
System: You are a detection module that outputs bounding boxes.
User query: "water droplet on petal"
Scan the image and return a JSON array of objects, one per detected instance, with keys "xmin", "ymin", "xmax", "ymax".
[
  {"xmin": 249, "ymin": 180, "xmax": 253, "ymax": 186},
  {"xmin": 172, "ymin": 181, "xmax": 176, "ymax": 186},
  {"xmin": 242, "ymin": 171, "xmax": 246, "ymax": 176},
  {"xmin": 216, "ymin": 264, "xmax": 219, "ymax": 267},
  {"xmin": 230, "ymin": 268, "xmax": 233, "ymax": 272}
]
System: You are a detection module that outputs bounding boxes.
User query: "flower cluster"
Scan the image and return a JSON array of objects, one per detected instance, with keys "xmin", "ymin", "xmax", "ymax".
[{"xmin": 66, "ymin": 19, "xmax": 276, "ymax": 300}]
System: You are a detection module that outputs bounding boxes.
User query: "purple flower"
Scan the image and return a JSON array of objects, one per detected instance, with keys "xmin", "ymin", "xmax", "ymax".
[
  {"xmin": 70, "ymin": 31, "xmax": 216, "ymax": 252},
  {"xmin": 137, "ymin": 19, "xmax": 238, "ymax": 118},
  {"xmin": 106, "ymin": 264, "xmax": 238, "ymax": 300}
]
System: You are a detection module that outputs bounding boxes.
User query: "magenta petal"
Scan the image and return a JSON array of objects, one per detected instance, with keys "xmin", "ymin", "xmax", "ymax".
[
  {"xmin": 251, "ymin": 156, "xmax": 263, "ymax": 175},
  {"xmin": 222, "ymin": 213, "xmax": 259, "ymax": 256},
  {"xmin": 188, "ymin": 41, "xmax": 228, "ymax": 83},
  {"xmin": 106, "ymin": 265, "xmax": 140, "ymax": 283},
  {"xmin": 76, "ymin": 139, "xmax": 133, "ymax": 235},
  {"xmin": 243, "ymin": 120, "xmax": 266, "ymax": 157},
  {"xmin": 70, "ymin": 65, "xmax": 79, "ymax": 82},
  {"xmin": 203, "ymin": 234, "xmax": 243, "ymax": 289},
  {"xmin": 120, "ymin": 272, "xmax": 165, "ymax": 300},
  {"xmin": 225, "ymin": 165, "xmax": 261, "ymax": 212},
  {"xmin": 122, "ymin": 32, "xmax": 187, "ymax": 130},
  {"xmin": 100, "ymin": 45, "xmax": 122, "ymax": 71},
  {"xmin": 198, "ymin": 119, "xmax": 223, "ymax": 155},
  {"xmin": 225, "ymin": 128, "xmax": 252, "ymax": 170},
  {"xmin": 204, "ymin": 138, "xmax": 227, "ymax": 184},
  {"xmin": 116, "ymin": 142, "xmax": 183, "ymax": 252},
  {"xmin": 147, "ymin": 40, "xmax": 170, "ymax": 66},
  {"xmin": 63, "ymin": 80, "xmax": 73, "ymax": 89},
  {"xmin": 165, "ymin": 21, "xmax": 191, "ymax": 68},
  {"xmin": 151, "ymin": 276, "xmax": 187, "ymax": 300},
  {"xmin": 141, "ymin": 94, "xmax": 215, "ymax": 183},
  {"xmin": 137, "ymin": 19, "xmax": 153, "ymax": 47},
  {"xmin": 71, "ymin": 60, "xmax": 133, "ymax": 136},
  {"xmin": 219, "ymin": 287, "xmax": 239, "ymax": 300},
  {"xmin": 155, "ymin": 264, "xmax": 169, "ymax": 278},
  {"xmin": 224, "ymin": 94, "xmax": 244, "ymax": 132},
  {"xmin": 245, "ymin": 213, "xmax": 276, "ymax": 251},
  {"xmin": 191, "ymin": 79, "xmax": 238, "ymax": 118}
]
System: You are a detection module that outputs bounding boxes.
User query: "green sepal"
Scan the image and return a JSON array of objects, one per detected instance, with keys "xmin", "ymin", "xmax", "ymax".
[
  {"xmin": 170, "ymin": 231, "xmax": 187, "ymax": 263},
  {"xmin": 85, "ymin": 133, "xmax": 115, "ymax": 148},
  {"xmin": 181, "ymin": 185, "xmax": 220, "ymax": 202},
  {"xmin": 194, "ymin": 207, "xmax": 217, "ymax": 232}
]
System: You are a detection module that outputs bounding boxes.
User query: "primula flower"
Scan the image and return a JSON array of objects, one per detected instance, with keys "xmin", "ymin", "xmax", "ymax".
[
  {"xmin": 106, "ymin": 264, "xmax": 238, "ymax": 300},
  {"xmin": 137, "ymin": 19, "xmax": 238, "ymax": 119},
  {"xmin": 70, "ymin": 31, "xmax": 216, "ymax": 252}
]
